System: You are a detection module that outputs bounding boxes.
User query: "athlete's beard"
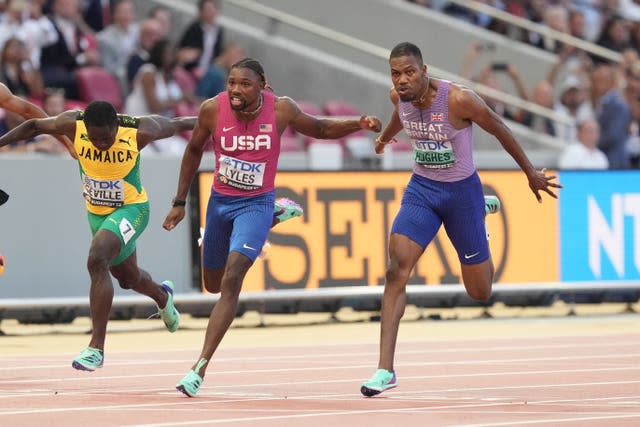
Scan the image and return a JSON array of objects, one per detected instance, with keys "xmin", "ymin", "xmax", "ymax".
[
  {"xmin": 233, "ymin": 94, "xmax": 263, "ymax": 116},
  {"xmin": 230, "ymin": 99, "xmax": 247, "ymax": 111},
  {"xmin": 397, "ymin": 91, "xmax": 415, "ymax": 103},
  {"xmin": 397, "ymin": 83, "xmax": 424, "ymax": 103}
]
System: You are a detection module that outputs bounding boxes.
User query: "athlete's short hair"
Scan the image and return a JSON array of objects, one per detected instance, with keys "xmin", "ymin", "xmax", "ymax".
[
  {"xmin": 84, "ymin": 101, "xmax": 118, "ymax": 128},
  {"xmin": 231, "ymin": 58, "xmax": 266, "ymax": 83},
  {"xmin": 390, "ymin": 42, "xmax": 423, "ymax": 65}
]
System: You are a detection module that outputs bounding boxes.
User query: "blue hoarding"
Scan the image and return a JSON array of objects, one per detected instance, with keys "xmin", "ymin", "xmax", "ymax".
[{"xmin": 560, "ymin": 170, "xmax": 640, "ymax": 281}]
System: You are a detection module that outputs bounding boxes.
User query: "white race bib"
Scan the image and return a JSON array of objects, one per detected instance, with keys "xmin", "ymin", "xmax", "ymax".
[
  {"xmin": 82, "ymin": 174, "xmax": 125, "ymax": 207},
  {"xmin": 217, "ymin": 155, "xmax": 266, "ymax": 191},
  {"xmin": 412, "ymin": 140, "xmax": 456, "ymax": 168}
]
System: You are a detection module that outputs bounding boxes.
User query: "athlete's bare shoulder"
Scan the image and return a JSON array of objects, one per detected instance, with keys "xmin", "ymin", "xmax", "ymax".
[
  {"xmin": 389, "ymin": 87, "xmax": 400, "ymax": 105},
  {"xmin": 275, "ymin": 96, "xmax": 299, "ymax": 119},
  {"xmin": 196, "ymin": 95, "xmax": 220, "ymax": 128},
  {"xmin": 448, "ymin": 81, "xmax": 486, "ymax": 124},
  {"xmin": 30, "ymin": 109, "xmax": 77, "ymax": 138},
  {"xmin": 275, "ymin": 95, "xmax": 296, "ymax": 110},
  {"xmin": 448, "ymin": 82, "xmax": 480, "ymax": 107},
  {"xmin": 201, "ymin": 95, "xmax": 219, "ymax": 113}
]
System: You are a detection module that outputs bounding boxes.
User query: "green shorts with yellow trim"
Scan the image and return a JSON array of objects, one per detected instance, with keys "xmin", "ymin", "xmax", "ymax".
[{"xmin": 87, "ymin": 202, "xmax": 150, "ymax": 266}]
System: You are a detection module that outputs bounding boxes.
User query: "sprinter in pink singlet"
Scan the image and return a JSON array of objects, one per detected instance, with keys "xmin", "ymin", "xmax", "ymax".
[
  {"xmin": 360, "ymin": 42, "xmax": 562, "ymax": 396},
  {"xmin": 163, "ymin": 58, "xmax": 382, "ymax": 397}
]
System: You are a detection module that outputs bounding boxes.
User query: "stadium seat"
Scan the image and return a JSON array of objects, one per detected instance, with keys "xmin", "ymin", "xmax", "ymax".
[
  {"xmin": 323, "ymin": 100, "xmax": 360, "ymax": 117},
  {"xmin": 296, "ymin": 100, "xmax": 323, "ymax": 116},
  {"xmin": 307, "ymin": 139, "xmax": 343, "ymax": 170},
  {"xmin": 280, "ymin": 126, "xmax": 301, "ymax": 152},
  {"xmin": 390, "ymin": 138, "xmax": 413, "ymax": 152},
  {"xmin": 280, "ymin": 135, "xmax": 300, "ymax": 152},
  {"xmin": 345, "ymin": 135, "xmax": 374, "ymax": 160},
  {"xmin": 74, "ymin": 67, "xmax": 123, "ymax": 111},
  {"xmin": 173, "ymin": 67, "xmax": 197, "ymax": 95}
]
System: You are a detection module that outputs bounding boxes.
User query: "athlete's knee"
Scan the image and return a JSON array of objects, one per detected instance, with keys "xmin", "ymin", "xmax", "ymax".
[
  {"xmin": 203, "ymin": 268, "xmax": 224, "ymax": 294},
  {"xmin": 462, "ymin": 260, "xmax": 494, "ymax": 302},
  {"xmin": 203, "ymin": 281, "xmax": 221, "ymax": 294},
  {"xmin": 86, "ymin": 250, "xmax": 110, "ymax": 274},
  {"xmin": 220, "ymin": 271, "xmax": 244, "ymax": 299},
  {"xmin": 464, "ymin": 277, "xmax": 493, "ymax": 302},
  {"xmin": 385, "ymin": 260, "xmax": 412, "ymax": 287},
  {"xmin": 468, "ymin": 285, "xmax": 492, "ymax": 302}
]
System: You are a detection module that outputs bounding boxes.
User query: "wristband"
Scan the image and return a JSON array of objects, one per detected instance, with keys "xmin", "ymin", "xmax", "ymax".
[
  {"xmin": 375, "ymin": 136, "xmax": 391, "ymax": 145},
  {"xmin": 172, "ymin": 198, "xmax": 187, "ymax": 207}
]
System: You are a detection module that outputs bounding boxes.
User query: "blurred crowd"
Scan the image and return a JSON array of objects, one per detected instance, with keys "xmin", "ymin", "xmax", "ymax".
[
  {"xmin": 0, "ymin": 0, "xmax": 244, "ymax": 155},
  {"xmin": 1, "ymin": 0, "xmax": 639, "ymax": 169},
  {"xmin": 412, "ymin": 0, "xmax": 640, "ymax": 169}
]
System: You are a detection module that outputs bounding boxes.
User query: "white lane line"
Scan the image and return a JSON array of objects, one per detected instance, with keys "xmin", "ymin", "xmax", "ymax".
[
  {"xmin": 451, "ymin": 413, "xmax": 640, "ymax": 426},
  {"xmin": 1, "ymin": 351, "xmax": 640, "ymax": 378},
  {"xmin": 1, "ymin": 339, "xmax": 639, "ymax": 369},
  {"xmin": 1, "ymin": 362, "xmax": 639, "ymax": 387},
  {"xmin": 122, "ymin": 401, "xmax": 533, "ymax": 427},
  {"xmin": 2, "ymin": 380, "xmax": 640, "ymax": 416},
  {"xmin": 122, "ymin": 399, "xmax": 640, "ymax": 427}
]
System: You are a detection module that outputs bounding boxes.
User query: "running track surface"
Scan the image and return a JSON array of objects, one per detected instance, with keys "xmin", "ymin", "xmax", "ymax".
[{"xmin": 1, "ymin": 313, "xmax": 640, "ymax": 427}]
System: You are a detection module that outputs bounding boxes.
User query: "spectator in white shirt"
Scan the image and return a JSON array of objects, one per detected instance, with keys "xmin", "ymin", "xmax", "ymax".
[
  {"xmin": 0, "ymin": 0, "xmax": 57, "ymax": 69},
  {"xmin": 554, "ymin": 75, "xmax": 594, "ymax": 142},
  {"xmin": 97, "ymin": 0, "xmax": 139, "ymax": 94},
  {"xmin": 558, "ymin": 118, "xmax": 609, "ymax": 169}
]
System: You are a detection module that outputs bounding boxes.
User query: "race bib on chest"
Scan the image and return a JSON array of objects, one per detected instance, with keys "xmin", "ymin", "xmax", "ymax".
[
  {"xmin": 412, "ymin": 139, "xmax": 456, "ymax": 168},
  {"xmin": 82, "ymin": 174, "xmax": 125, "ymax": 207},
  {"xmin": 217, "ymin": 154, "xmax": 266, "ymax": 191}
]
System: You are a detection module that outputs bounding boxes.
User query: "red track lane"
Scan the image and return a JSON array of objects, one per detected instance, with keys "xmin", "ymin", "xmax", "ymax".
[{"xmin": 1, "ymin": 329, "xmax": 640, "ymax": 426}]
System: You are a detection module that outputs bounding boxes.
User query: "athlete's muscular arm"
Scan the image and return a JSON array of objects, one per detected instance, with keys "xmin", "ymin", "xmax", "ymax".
[
  {"xmin": 136, "ymin": 115, "xmax": 197, "ymax": 149},
  {"xmin": 0, "ymin": 83, "xmax": 77, "ymax": 158},
  {"xmin": 278, "ymin": 97, "xmax": 381, "ymax": 139},
  {"xmin": 375, "ymin": 88, "xmax": 405, "ymax": 154},
  {"xmin": 163, "ymin": 98, "xmax": 217, "ymax": 231},
  {"xmin": 0, "ymin": 111, "xmax": 76, "ymax": 149},
  {"xmin": 452, "ymin": 86, "xmax": 561, "ymax": 201}
]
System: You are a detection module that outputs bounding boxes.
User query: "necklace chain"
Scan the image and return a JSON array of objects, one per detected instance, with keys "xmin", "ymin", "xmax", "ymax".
[
  {"xmin": 239, "ymin": 94, "xmax": 263, "ymax": 117},
  {"xmin": 413, "ymin": 76, "xmax": 430, "ymax": 107}
]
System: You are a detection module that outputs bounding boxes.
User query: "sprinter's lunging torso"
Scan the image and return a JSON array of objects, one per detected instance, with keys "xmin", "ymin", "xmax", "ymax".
[
  {"xmin": 212, "ymin": 90, "xmax": 280, "ymax": 196},
  {"xmin": 398, "ymin": 80, "xmax": 475, "ymax": 182},
  {"xmin": 74, "ymin": 113, "xmax": 148, "ymax": 215}
]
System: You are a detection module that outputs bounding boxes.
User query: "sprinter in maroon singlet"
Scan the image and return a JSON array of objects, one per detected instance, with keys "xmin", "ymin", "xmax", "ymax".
[{"xmin": 163, "ymin": 58, "xmax": 382, "ymax": 397}]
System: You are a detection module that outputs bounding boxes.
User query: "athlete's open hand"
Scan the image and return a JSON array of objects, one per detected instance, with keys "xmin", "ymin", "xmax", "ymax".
[
  {"xmin": 163, "ymin": 207, "xmax": 186, "ymax": 231},
  {"xmin": 527, "ymin": 168, "xmax": 562, "ymax": 202},
  {"xmin": 359, "ymin": 115, "xmax": 382, "ymax": 132}
]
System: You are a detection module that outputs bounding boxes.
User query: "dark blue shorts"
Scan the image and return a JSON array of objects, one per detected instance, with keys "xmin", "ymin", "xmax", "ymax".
[
  {"xmin": 202, "ymin": 190, "xmax": 275, "ymax": 269},
  {"xmin": 391, "ymin": 172, "xmax": 489, "ymax": 265}
]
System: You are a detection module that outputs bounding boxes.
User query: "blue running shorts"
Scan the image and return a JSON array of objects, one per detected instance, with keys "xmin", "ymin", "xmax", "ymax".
[
  {"xmin": 202, "ymin": 190, "xmax": 275, "ymax": 269},
  {"xmin": 391, "ymin": 172, "xmax": 489, "ymax": 265}
]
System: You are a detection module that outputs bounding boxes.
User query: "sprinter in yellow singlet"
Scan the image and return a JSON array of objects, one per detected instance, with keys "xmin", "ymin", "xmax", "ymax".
[{"xmin": 0, "ymin": 101, "xmax": 196, "ymax": 372}]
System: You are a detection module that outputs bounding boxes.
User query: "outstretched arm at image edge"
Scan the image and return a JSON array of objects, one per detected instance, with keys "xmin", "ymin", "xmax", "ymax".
[{"xmin": 0, "ymin": 118, "xmax": 47, "ymax": 148}]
